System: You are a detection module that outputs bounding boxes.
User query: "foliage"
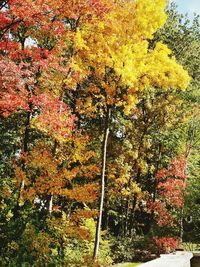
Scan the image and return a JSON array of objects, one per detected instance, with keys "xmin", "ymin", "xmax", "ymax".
[
  {"xmin": 111, "ymin": 236, "xmax": 157, "ymax": 263},
  {"xmin": 0, "ymin": 0, "xmax": 199, "ymax": 265},
  {"xmin": 152, "ymin": 236, "xmax": 179, "ymax": 254},
  {"xmin": 182, "ymin": 242, "xmax": 200, "ymax": 251},
  {"xmin": 111, "ymin": 237, "xmax": 139, "ymax": 263}
]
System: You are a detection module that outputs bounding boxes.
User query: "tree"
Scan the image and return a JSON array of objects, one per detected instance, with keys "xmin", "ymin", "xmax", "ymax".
[{"xmin": 70, "ymin": 0, "xmax": 190, "ymax": 259}]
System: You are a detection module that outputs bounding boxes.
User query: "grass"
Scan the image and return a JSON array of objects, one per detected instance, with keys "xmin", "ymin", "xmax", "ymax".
[
  {"xmin": 114, "ymin": 263, "xmax": 141, "ymax": 267},
  {"xmin": 121, "ymin": 264, "xmax": 141, "ymax": 267}
]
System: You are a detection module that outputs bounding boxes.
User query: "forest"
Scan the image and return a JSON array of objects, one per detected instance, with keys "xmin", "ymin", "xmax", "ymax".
[{"xmin": 0, "ymin": 0, "xmax": 200, "ymax": 266}]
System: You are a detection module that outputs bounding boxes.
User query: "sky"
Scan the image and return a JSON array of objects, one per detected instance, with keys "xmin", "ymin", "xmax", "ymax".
[{"xmin": 170, "ymin": 0, "xmax": 200, "ymax": 19}]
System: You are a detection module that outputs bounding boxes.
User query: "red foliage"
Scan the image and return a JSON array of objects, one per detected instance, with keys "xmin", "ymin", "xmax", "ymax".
[
  {"xmin": 89, "ymin": 0, "xmax": 112, "ymax": 16},
  {"xmin": 0, "ymin": 59, "xmax": 29, "ymax": 116},
  {"xmin": 156, "ymin": 156, "xmax": 187, "ymax": 208},
  {"xmin": 152, "ymin": 236, "xmax": 179, "ymax": 253},
  {"xmin": 32, "ymin": 93, "xmax": 77, "ymax": 140},
  {"xmin": 1, "ymin": 0, "xmax": 113, "ymax": 37},
  {"xmin": 156, "ymin": 169, "xmax": 170, "ymax": 180},
  {"xmin": 0, "ymin": 13, "xmax": 12, "ymax": 28},
  {"xmin": 148, "ymin": 156, "xmax": 187, "ymax": 229},
  {"xmin": 169, "ymin": 157, "xmax": 187, "ymax": 180},
  {"xmin": 156, "ymin": 156, "xmax": 187, "ymax": 181},
  {"xmin": 0, "ymin": 0, "xmax": 114, "ymax": 123},
  {"xmin": 0, "ymin": 41, "xmax": 20, "ymax": 54},
  {"xmin": 157, "ymin": 178, "xmax": 185, "ymax": 207},
  {"xmin": 147, "ymin": 200, "xmax": 174, "ymax": 227}
]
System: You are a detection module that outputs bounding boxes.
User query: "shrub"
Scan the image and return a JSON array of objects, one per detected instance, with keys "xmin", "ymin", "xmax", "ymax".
[{"xmin": 152, "ymin": 236, "xmax": 179, "ymax": 254}]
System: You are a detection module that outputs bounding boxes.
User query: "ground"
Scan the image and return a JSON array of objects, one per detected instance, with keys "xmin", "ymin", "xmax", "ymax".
[{"xmin": 113, "ymin": 263, "xmax": 141, "ymax": 267}]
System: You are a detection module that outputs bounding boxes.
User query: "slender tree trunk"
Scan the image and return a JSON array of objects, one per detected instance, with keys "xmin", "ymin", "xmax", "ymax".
[
  {"xmin": 23, "ymin": 112, "xmax": 30, "ymax": 153},
  {"xmin": 49, "ymin": 139, "xmax": 58, "ymax": 214},
  {"xmin": 21, "ymin": 110, "xmax": 31, "ymax": 191},
  {"xmin": 102, "ymin": 185, "xmax": 109, "ymax": 230},
  {"xmin": 21, "ymin": 82, "xmax": 33, "ymax": 190},
  {"xmin": 49, "ymin": 193, "xmax": 54, "ymax": 214},
  {"xmin": 93, "ymin": 107, "xmax": 110, "ymax": 260}
]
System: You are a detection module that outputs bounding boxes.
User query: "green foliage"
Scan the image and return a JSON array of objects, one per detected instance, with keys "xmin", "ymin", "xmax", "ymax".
[
  {"xmin": 111, "ymin": 236, "xmax": 155, "ymax": 263},
  {"xmin": 111, "ymin": 237, "xmax": 136, "ymax": 263},
  {"xmin": 61, "ymin": 218, "xmax": 112, "ymax": 267},
  {"xmin": 182, "ymin": 242, "xmax": 200, "ymax": 251},
  {"xmin": 183, "ymin": 139, "xmax": 200, "ymax": 244}
]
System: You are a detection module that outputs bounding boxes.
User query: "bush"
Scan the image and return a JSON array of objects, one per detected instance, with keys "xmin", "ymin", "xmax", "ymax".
[
  {"xmin": 151, "ymin": 236, "xmax": 179, "ymax": 254},
  {"xmin": 63, "ymin": 218, "xmax": 113, "ymax": 267},
  {"xmin": 111, "ymin": 236, "xmax": 150, "ymax": 263}
]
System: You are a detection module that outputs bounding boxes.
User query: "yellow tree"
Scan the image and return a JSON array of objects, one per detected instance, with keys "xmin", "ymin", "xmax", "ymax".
[{"xmin": 71, "ymin": 0, "xmax": 190, "ymax": 260}]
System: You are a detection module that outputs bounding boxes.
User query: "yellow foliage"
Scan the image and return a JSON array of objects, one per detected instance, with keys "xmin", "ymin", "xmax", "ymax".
[
  {"xmin": 71, "ymin": 0, "xmax": 190, "ymax": 116},
  {"xmin": 14, "ymin": 166, "xmax": 29, "ymax": 187},
  {"xmin": 6, "ymin": 210, "xmax": 14, "ymax": 221}
]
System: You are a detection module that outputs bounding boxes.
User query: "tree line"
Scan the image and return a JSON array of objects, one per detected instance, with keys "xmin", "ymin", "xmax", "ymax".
[{"xmin": 0, "ymin": 0, "xmax": 200, "ymax": 266}]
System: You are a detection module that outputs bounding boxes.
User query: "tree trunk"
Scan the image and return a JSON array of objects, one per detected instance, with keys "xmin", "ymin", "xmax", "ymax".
[
  {"xmin": 93, "ymin": 107, "xmax": 110, "ymax": 260},
  {"xmin": 49, "ymin": 193, "xmax": 54, "ymax": 214},
  {"xmin": 21, "ymin": 110, "xmax": 31, "ymax": 191},
  {"xmin": 102, "ymin": 173, "xmax": 109, "ymax": 230},
  {"xmin": 21, "ymin": 83, "xmax": 33, "ymax": 190},
  {"xmin": 102, "ymin": 189, "xmax": 109, "ymax": 231},
  {"xmin": 49, "ymin": 139, "xmax": 58, "ymax": 214}
]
